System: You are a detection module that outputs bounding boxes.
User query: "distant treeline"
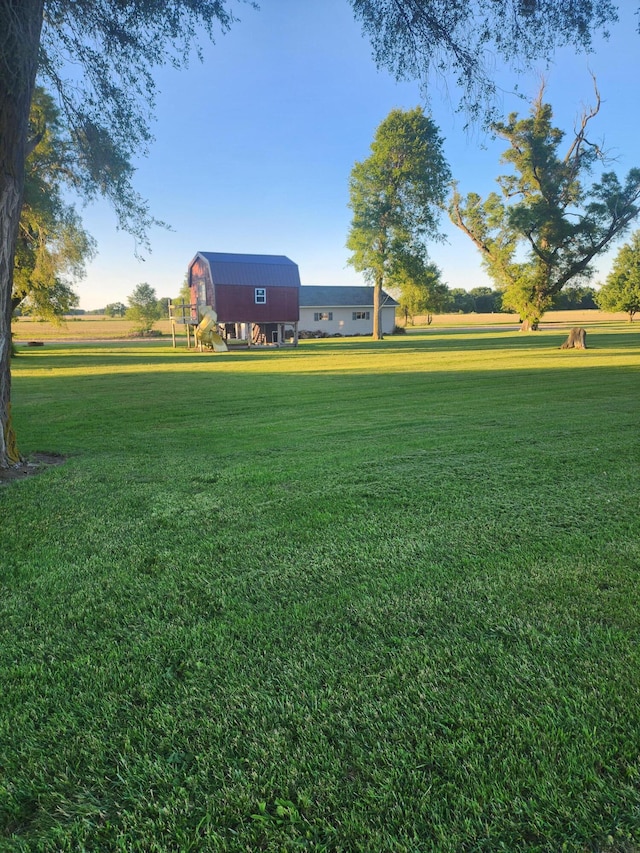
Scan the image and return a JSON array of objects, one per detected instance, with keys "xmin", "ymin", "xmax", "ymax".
[
  {"xmin": 14, "ymin": 299, "xmax": 171, "ymax": 318},
  {"xmin": 14, "ymin": 288, "xmax": 598, "ymax": 318},
  {"xmin": 444, "ymin": 285, "xmax": 598, "ymax": 314}
]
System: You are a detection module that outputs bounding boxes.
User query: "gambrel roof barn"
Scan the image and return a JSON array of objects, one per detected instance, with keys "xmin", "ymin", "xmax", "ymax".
[
  {"xmin": 189, "ymin": 252, "xmax": 300, "ymax": 323},
  {"xmin": 187, "ymin": 252, "xmax": 301, "ymax": 346}
]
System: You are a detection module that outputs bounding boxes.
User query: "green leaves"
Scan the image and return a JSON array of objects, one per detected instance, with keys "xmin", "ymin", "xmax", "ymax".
[
  {"xmin": 126, "ymin": 282, "xmax": 162, "ymax": 333},
  {"xmin": 348, "ymin": 107, "xmax": 451, "ymax": 247},
  {"xmin": 450, "ymin": 88, "xmax": 640, "ymax": 328},
  {"xmin": 14, "ymin": 87, "xmax": 96, "ymax": 322},
  {"xmin": 350, "ymin": 0, "xmax": 619, "ymax": 125},
  {"xmin": 597, "ymin": 229, "xmax": 640, "ymax": 320},
  {"xmin": 347, "ymin": 107, "xmax": 451, "ymax": 336},
  {"xmin": 33, "ymin": 1, "xmax": 247, "ymax": 253}
]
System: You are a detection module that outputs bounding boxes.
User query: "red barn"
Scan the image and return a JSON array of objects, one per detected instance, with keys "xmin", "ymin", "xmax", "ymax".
[{"xmin": 188, "ymin": 252, "xmax": 300, "ymax": 345}]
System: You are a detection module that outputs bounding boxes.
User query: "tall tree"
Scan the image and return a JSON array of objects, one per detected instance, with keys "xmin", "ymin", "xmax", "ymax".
[
  {"xmin": 346, "ymin": 107, "xmax": 450, "ymax": 339},
  {"xmin": 349, "ymin": 0, "xmax": 621, "ymax": 125},
  {"xmin": 14, "ymin": 87, "xmax": 96, "ymax": 321},
  {"xmin": 0, "ymin": 0, "xmax": 246, "ymax": 467},
  {"xmin": 449, "ymin": 86, "xmax": 640, "ymax": 329},
  {"xmin": 0, "ymin": 2, "xmax": 43, "ymax": 465},
  {"xmin": 394, "ymin": 252, "xmax": 448, "ymax": 325},
  {"xmin": 127, "ymin": 283, "xmax": 162, "ymax": 334},
  {"xmin": 596, "ymin": 231, "xmax": 640, "ymax": 321}
]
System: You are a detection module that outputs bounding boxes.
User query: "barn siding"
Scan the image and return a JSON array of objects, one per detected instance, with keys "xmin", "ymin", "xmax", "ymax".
[
  {"xmin": 190, "ymin": 258, "xmax": 215, "ymax": 310},
  {"xmin": 214, "ymin": 284, "xmax": 299, "ymax": 323}
]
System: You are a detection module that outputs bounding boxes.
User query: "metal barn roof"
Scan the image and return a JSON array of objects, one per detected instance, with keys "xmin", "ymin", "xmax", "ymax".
[
  {"xmin": 195, "ymin": 252, "xmax": 301, "ymax": 288},
  {"xmin": 299, "ymin": 285, "xmax": 398, "ymax": 308}
]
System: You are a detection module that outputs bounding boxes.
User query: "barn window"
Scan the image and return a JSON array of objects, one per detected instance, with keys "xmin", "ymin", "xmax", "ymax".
[
  {"xmin": 255, "ymin": 288, "xmax": 267, "ymax": 304},
  {"xmin": 352, "ymin": 311, "xmax": 370, "ymax": 320},
  {"xmin": 314, "ymin": 312, "xmax": 333, "ymax": 321}
]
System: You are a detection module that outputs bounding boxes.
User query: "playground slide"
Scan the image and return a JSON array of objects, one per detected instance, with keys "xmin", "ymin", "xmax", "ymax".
[{"xmin": 196, "ymin": 307, "xmax": 228, "ymax": 352}]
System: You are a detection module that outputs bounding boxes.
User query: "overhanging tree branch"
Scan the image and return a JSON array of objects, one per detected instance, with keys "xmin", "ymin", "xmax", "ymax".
[{"xmin": 349, "ymin": 0, "xmax": 620, "ymax": 125}]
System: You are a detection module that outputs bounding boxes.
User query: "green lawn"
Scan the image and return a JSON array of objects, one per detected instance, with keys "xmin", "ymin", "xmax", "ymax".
[{"xmin": 2, "ymin": 326, "xmax": 640, "ymax": 852}]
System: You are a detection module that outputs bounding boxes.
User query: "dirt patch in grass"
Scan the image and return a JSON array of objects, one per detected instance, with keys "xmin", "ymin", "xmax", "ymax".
[{"xmin": 0, "ymin": 452, "xmax": 66, "ymax": 484}]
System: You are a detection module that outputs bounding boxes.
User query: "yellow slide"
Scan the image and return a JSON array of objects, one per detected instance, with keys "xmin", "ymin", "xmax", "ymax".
[{"xmin": 196, "ymin": 307, "xmax": 228, "ymax": 352}]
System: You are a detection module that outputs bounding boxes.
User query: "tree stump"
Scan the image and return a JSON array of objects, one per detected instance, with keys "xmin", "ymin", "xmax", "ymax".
[{"xmin": 560, "ymin": 327, "xmax": 587, "ymax": 349}]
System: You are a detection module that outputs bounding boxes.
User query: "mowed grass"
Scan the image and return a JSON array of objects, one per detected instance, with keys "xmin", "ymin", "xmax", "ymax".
[{"xmin": 2, "ymin": 326, "xmax": 640, "ymax": 852}]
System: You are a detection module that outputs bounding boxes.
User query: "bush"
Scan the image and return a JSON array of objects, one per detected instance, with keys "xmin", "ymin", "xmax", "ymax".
[
  {"xmin": 126, "ymin": 283, "xmax": 162, "ymax": 333},
  {"xmin": 130, "ymin": 329, "xmax": 163, "ymax": 338}
]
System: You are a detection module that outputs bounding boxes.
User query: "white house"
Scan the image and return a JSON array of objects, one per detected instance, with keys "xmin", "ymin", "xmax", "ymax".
[{"xmin": 299, "ymin": 286, "xmax": 398, "ymax": 336}]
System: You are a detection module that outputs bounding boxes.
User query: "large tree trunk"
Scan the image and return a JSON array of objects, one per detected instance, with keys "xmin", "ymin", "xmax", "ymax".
[
  {"xmin": 0, "ymin": 1, "xmax": 45, "ymax": 467},
  {"xmin": 372, "ymin": 277, "xmax": 383, "ymax": 340},
  {"xmin": 520, "ymin": 318, "xmax": 540, "ymax": 331}
]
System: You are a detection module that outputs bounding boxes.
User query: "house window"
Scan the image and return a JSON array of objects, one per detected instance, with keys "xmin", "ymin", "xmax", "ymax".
[
  {"xmin": 255, "ymin": 288, "xmax": 267, "ymax": 304},
  {"xmin": 352, "ymin": 311, "xmax": 370, "ymax": 320},
  {"xmin": 313, "ymin": 312, "xmax": 333, "ymax": 321}
]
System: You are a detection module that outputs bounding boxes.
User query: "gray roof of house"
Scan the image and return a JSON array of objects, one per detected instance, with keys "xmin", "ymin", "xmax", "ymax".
[
  {"xmin": 196, "ymin": 252, "xmax": 301, "ymax": 288},
  {"xmin": 299, "ymin": 285, "xmax": 398, "ymax": 308}
]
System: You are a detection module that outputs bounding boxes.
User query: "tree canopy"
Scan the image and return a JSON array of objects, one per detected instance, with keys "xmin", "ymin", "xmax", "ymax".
[
  {"xmin": 35, "ymin": 1, "xmax": 251, "ymax": 250},
  {"xmin": 0, "ymin": 0, "xmax": 247, "ymax": 466},
  {"xmin": 449, "ymin": 86, "xmax": 640, "ymax": 329},
  {"xmin": 13, "ymin": 87, "xmax": 96, "ymax": 321},
  {"xmin": 175, "ymin": 275, "xmax": 193, "ymax": 307},
  {"xmin": 126, "ymin": 283, "xmax": 162, "ymax": 334},
  {"xmin": 552, "ymin": 285, "xmax": 597, "ymax": 311},
  {"xmin": 347, "ymin": 107, "xmax": 450, "ymax": 339},
  {"xmin": 349, "ymin": 0, "xmax": 622, "ymax": 124},
  {"xmin": 104, "ymin": 302, "xmax": 127, "ymax": 318},
  {"xmin": 596, "ymin": 231, "xmax": 640, "ymax": 321},
  {"xmin": 394, "ymin": 254, "xmax": 448, "ymax": 325}
]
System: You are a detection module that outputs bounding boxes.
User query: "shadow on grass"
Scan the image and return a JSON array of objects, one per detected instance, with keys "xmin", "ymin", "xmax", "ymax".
[
  {"xmin": 12, "ymin": 328, "xmax": 638, "ymax": 373},
  {"xmin": 11, "ymin": 358, "xmax": 640, "ymax": 460}
]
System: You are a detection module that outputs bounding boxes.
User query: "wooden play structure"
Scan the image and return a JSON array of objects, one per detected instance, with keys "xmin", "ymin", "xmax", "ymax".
[
  {"xmin": 168, "ymin": 301, "xmax": 228, "ymax": 351},
  {"xmin": 168, "ymin": 300, "xmax": 198, "ymax": 349}
]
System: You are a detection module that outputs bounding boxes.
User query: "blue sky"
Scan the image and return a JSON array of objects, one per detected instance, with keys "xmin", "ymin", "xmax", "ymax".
[{"xmin": 74, "ymin": 0, "xmax": 639, "ymax": 310}]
